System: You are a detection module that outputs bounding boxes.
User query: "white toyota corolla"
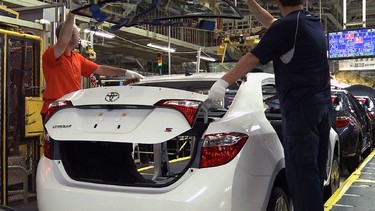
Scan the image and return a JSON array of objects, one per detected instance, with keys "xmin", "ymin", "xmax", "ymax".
[{"xmin": 37, "ymin": 72, "xmax": 340, "ymax": 211}]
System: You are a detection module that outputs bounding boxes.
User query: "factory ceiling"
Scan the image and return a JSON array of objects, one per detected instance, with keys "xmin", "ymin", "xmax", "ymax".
[{"xmin": 1, "ymin": 0, "xmax": 374, "ymax": 77}]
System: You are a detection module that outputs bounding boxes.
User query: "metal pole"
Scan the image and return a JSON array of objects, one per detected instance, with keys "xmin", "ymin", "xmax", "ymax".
[
  {"xmin": 363, "ymin": 0, "xmax": 366, "ymax": 27},
  {"xmin": 197, "ymin": 48, "xmax": 201, "ymax": 73},
  {"xmin": 319, "ymin": 0, "xmax": 322, "ymax": 20},
  {"xmin": 13, "ymin": 2, "xmax": 65, "ymax": 11},
  {"xmin": 343, "ymin": 0, "xmax": 347, "ymax": 29},
  {"xmin": 306, "ymin": 0, "xmax": 309, "ymax": 11},
  {"xmin": 90, "ymin": 32, "xmax": 94, "ymax": 51},
  {"xmin": 168, "ymin": 25, "xmax": 171, "ymax": 75}
]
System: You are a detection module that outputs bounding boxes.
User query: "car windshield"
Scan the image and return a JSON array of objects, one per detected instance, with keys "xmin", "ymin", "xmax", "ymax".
[{"xmin": 72, "ymin": 0, "xmax": 243, "ymax": 29}]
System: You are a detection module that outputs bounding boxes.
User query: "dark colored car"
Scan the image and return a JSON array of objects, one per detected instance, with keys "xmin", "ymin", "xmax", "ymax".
[
  {"xmin": 345, "ymin": 84, "xmax": 375, "ymax": 148},
  {"xmin": 331, "ymin": 89, "xmax": 373, "ymax": 173},
  {"xmin": 355, "ymin": 95, "xmax": 375, "ymax": 139},
  {"xmin": 355, "ymin": 96, "xmax": 375, "ymax": 119}
]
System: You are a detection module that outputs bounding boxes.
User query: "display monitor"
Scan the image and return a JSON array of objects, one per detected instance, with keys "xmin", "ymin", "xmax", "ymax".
[{"xmin": 327, "ymin": 28, "xmax": 375, "ymax": 60}]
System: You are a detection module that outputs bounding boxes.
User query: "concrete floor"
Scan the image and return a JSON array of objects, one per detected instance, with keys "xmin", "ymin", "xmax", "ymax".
[
  {"xmin": 5, "ymin": 167, "xmax": 351, "ymax": 211},
  {"xmin": 10, "ymin": 200, "xmax": 38, "ymax": 211},
  {"xmin": 11, "ymin": 200, "xmax": 38, "ymax": 211}
]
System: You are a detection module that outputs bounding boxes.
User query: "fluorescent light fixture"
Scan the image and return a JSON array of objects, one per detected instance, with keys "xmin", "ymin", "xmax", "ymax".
[
  {"xmin": 197, "ymin": 55, "xmax": 216, "ymax": 62},
  {"xmin": 147, "ymin": 43, "xmax": 176, "ymax": 52},
  {"xmin": 36, "ymin": 19, "xmax": 50, "ymax": 24},
  {"xmin": 84, "ymin": 29, "xmax": 115, "ymax": 39}
]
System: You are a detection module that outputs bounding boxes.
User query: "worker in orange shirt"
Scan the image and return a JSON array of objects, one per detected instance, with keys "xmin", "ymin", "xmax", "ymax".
[{"xmin": 41, "ymin": 12, "xmax": 144, "ymax": 121}]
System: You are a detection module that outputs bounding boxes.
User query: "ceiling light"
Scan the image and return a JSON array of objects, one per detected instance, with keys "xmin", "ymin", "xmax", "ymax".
[
  {"xmin": 84, "ymin": 29, "xmax": 115, "ymax": 39},
  {"xmin": 197, "ymin": 55, "xmax": 216, "ymax": 62},
  {"xmin": 147, "ymin": 43, "xmax": 176, "ymax": 52}
]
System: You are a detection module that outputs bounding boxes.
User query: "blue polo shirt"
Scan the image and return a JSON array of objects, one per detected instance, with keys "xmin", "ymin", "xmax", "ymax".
[{"xmin": 251, "ymin": 10, "xmax": 331, "ymax": 114}]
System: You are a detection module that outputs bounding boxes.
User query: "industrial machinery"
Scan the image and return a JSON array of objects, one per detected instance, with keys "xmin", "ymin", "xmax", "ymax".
[{"xmin": 0, "ymin": 5, "xmax": 44, "ymax": 206}]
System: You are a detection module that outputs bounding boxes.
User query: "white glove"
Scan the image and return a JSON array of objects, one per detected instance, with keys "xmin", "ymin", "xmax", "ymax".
[
  {"xmin": 124, "ymin": 70, "xmax": 145, "ymax": 79},
  {"xmin": 208, "ymin": 79, "xmax": 229, "ymax": 102}
]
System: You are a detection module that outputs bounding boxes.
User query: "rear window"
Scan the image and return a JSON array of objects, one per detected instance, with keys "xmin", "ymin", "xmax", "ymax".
[
  {"xmin": 332, "ymin": 93, "xmax": 344, "ymax": 111},
  {"xmin": 355, "ymin": 96, "xmax": 374, "ymax": 110}
]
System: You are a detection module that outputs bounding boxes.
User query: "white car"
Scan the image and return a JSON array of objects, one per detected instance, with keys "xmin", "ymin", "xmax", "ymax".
[{"xmin": 37, "ymin": 72, "xmax": 340, "ymax": 211}]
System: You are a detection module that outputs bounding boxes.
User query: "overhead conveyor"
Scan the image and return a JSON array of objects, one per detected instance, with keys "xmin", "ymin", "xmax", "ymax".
[
  {"xmin": 325, "ymin": 150, "xmax": 375, "ymax": 210},
  {"xmin": 71, "ymin": 0, "xmax": 244, "ymax": 28}
]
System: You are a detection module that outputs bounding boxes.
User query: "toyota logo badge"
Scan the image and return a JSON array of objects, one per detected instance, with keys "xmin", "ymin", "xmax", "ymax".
[{"xmin": 105, "ymin": 92, "xmax": 120, "ymax": 102}]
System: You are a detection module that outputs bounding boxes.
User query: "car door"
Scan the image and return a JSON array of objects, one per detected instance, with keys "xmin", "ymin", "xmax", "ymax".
[{"xmin": 347, "ymin": 92, "xmax": 372, "ymax": 152}]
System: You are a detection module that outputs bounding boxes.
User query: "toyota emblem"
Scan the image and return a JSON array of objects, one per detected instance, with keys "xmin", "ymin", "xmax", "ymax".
[{"xmin": 105, "ymin": 92, "xmax": 120, "ymax": 102}]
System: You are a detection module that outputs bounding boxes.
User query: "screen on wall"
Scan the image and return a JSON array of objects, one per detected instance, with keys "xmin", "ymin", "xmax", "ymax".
[{"xmin": 328, "ymin": 28, "xmax": 375, "ymax": 60}]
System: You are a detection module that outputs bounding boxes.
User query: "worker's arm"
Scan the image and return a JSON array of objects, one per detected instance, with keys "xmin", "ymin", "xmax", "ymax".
[
  {"xmin": 54, "ymin": 13, "xmax": 75, "ymax": 59},
  {"xmin": 222, "ymin": 53, "xmax": 260, "ymax": 85},
  {"xmin": 95, "ymin": 65, "xmax": 145, "ymax": 79},
  {"xmin": 208, "ymin": 53, "xmax": 260, "ymax": 102},
  {"xmin": 247, "ymin": 0, "xmax": 277, "ymax": 29}
]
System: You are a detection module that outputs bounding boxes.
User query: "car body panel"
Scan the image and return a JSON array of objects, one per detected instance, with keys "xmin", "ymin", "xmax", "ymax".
[
  {"xmin": 355, "ymin": 95, "xmax": 375, "ymax": 139},
  {"xmin": 37, "ymin": 153, "xmax": 275, "ymax": 211},
  {"xmin": 45, "ymin": 86, "xmax": 206, "ymax": 143},
  {"xmin": 37, "ymin": 72, "xmax": 339, "ymax": 211},
  {"xmin": 332, "ymin": 89, "xmax": 372, "ymax": 157}
]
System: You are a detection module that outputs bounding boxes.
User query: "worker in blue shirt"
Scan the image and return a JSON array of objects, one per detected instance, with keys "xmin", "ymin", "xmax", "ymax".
[{"xmin": 208, "ymin": 0, "xmax": 332, "ymax": 210}]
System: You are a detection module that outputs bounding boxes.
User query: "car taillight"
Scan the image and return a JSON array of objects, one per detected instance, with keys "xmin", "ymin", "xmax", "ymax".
[
  {"xmin": 154, "ymin": 99, "xmax": 202, "ymax": 126},
  {"xmin": 44, "ymin": 100, "xmax": 73, "ymax": 123},
  {"xmin": 199, "ymin": 132, "xmax": 248, "ymax": 168},
  {"xmin": 43, "ymin": 135, "xmax": 52, "ymax": 159},
  {"xmin": 331, "ymin": 96, "xmax": 336, "ymax": 103},
  {"xmin": 360, "ymin": 99, "xmax": 367, "ymax": 104},
  {"xmin": 336, "ymin": 116, "xmax": 350, "ymax": 128}
]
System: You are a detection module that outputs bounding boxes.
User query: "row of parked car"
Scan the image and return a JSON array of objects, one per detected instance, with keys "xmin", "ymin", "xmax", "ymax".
[{"xmin": 331, "ymin": 85, "xmax": 375, "ymax": 174}]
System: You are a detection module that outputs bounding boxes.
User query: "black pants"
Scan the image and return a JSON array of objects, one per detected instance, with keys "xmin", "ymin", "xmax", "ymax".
[{"xmin": 282, "ymin": 103, "xmax": 333, "ymax": 211}]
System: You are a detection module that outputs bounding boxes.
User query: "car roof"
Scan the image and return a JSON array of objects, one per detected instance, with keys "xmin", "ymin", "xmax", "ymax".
[
  {"xmin": 355, "ymin": 95, "xmax": 371, "ymax": 98},
  {"xmin": 331, "ymin": 89, "xmax": 349, "ymax": 94}
]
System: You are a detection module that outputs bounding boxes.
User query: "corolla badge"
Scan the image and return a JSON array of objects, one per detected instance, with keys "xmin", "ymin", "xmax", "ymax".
[{"xmin": 105, "ymin": 92, "xmax": 120, "ymax": 102}]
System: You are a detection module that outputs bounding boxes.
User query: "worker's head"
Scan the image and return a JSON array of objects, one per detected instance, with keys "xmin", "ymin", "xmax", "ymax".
[
  {"xmin": 276, "ymin": 0, "xmax": 304, "ymax": 17},
  {"xmin": 56, "ymin": 22, "xmax": 81, "ymax": 38},
  {"xmin": 277, "ymin": 0, "xmax": 303, "ymax": 7},
  {"xmin": 55, "ymin": 22, "xmax": 63, "ymax": 38},
  {"xmin": 56, "ymin": 22, "xmax": 81, "ymax": 49},
  {"xmin": 70, "ymin": 25, "xmax": 81, "ymax": 49}
]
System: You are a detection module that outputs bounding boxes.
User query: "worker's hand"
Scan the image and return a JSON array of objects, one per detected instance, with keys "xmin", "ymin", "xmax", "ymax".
[
  {"xmin": 124, "ymin": 70, "xmax": 145, "ymax": 79},
  {"xmin": 208, "ymin": 79, "xmax": 229, "ymax": 103}
]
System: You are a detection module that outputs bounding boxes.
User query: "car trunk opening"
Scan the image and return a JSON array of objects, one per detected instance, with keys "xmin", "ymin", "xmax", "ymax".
[{"xmin": 52, "ymin": 105, "xmax": 227, "ymax": 187}]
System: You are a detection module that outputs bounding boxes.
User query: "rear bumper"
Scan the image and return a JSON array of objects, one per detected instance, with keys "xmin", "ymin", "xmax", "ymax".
[{"xmin": 37, "ymin": 156, "xmax": 272, "ymax": 211}]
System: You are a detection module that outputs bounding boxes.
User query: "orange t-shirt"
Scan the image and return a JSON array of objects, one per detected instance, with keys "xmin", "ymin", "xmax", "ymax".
[{"xmin": 41, "ymin": 46, "xmax": 99, "ymax": 114}]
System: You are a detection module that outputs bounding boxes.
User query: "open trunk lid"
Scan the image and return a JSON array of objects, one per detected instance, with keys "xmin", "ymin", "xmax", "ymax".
[{"xmin": 45, "ymin": 86, "xmax": 207, "ymax": 144}]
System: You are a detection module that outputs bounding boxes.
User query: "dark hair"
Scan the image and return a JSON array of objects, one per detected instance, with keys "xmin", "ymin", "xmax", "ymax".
[
  {"xmin": 55, "ymin": 21, "xmax": 65, "ymax": 38},
  {"xmin": 278, "ymin": 0, "xmax": 304, "ymax": 7}
]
